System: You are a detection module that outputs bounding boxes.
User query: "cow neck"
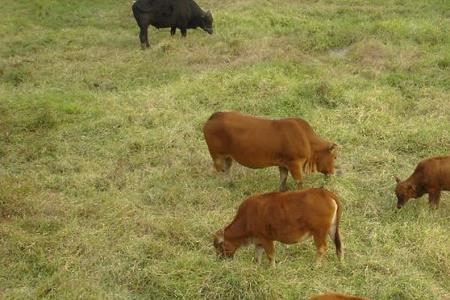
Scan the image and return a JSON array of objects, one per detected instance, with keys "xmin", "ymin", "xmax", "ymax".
[{"xmin": 223, "ymin": 221, "xmax": 246, "ymax": 242}]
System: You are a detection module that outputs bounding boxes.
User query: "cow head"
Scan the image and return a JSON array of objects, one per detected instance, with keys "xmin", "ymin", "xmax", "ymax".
[
  {"xmin": 213, "ymin": 229, "xmax": 236, "ymax": 259},
  {"xmin": 201, "ymin": 10, "xmax": 213, "ymax": 34},
  {"xmin": 394, "ymin": 176, "xmax": 416, "ymax": 209},
  {"xmin": 316, "ymin": 143, "xmax": 337, "ymax": 175}
]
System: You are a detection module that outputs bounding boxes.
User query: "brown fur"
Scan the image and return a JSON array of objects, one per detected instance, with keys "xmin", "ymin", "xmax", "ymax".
[
  {"xmin": 309, "ymin": 293, "xmax": 371, "ymax": 300},
  {"xmin": 395, "ymin": 156, "xmax": 450, "ymax": 209},
  {"xmin": 213, "ymin": 188, "xmax": 343, "ymax": 266},
  {"xmin": 203, "ymin": 111, "xmax": 337, "ymax": 191}
]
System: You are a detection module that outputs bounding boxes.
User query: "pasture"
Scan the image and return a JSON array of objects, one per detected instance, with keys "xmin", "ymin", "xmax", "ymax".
[{"xmin": 0, "ymin": 0, "xmax": 449, "ymax": 299}]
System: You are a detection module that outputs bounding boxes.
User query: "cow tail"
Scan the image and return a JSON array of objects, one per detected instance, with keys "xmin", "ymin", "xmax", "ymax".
[{"xmin": 331, "ymin": 194, "xmax": 343, "ymax": 262}]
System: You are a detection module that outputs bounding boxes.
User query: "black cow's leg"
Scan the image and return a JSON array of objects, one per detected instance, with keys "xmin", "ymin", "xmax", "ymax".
[
  {"xmin": 170, "ymin": 26, "xmax": 176, "ymax": 36},
  {"xmin": 139, "ymin": 27, "xmax": 148, "ymax": 49},
  {"xmin": 136, "ymin": 14, "xmax": 151, "ymax": 49},
  {"xmin": 180, "ymin": 28, "xmax": 187, "ymax": 37}
]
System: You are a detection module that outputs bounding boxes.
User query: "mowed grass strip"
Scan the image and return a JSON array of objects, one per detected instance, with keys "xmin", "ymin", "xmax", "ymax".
[{"xmin": 0, "ymin": 0, "xmax": 449, "ymax": 299}]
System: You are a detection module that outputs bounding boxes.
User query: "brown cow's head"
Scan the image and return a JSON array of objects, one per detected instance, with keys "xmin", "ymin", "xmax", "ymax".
[
  {"xmin": 394, "ymin": 176, "xmax": 416, "ymax": 209},
  {"xmin": 213, "ymin": 229, "xmax": 236, "ymax": 259},
  {"xmin": 201, "ymin": 10, "xmax": 213, "ymax": 34},
  {"xmin": 316, "ymin": 143, "xmax": 337, "ymax": 175}
]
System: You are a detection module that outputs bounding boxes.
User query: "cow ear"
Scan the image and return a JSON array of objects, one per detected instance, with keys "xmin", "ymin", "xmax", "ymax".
[
  {"xmin": 394, "ymin": 176, "xmax": 401, "ymax": 184},
  {"xmin": 408, "ymin": 184, "xmax": 416, "ymax": 193},
  {"xmin": 328, "ymin": 143, "xmax": 337, "ymax": 154},
  {"xmin": 206, "ymin": 10, "xmax": 212, "ymax": 19}
]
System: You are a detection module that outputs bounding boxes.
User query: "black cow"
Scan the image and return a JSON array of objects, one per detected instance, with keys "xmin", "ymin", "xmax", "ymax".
[{"xmin": 132, "ymin": 0, "xmax": 213, "ymax": 49}]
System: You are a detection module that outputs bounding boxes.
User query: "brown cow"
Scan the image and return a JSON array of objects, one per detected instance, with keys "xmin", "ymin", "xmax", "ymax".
[
  {"xmin": 309, "ymin": 293, "xmax": 371, "ymax": 300},
  {"xmin": 213, "ymin": 188, "xmax": 343, "ymax": 266},
  {"xmin": 395, "ymin": 155, "xmax": 450, "ymax": 209},
  {"xmin": 203, "ymin": 111, "xmax": 337, "ymax": 191}
]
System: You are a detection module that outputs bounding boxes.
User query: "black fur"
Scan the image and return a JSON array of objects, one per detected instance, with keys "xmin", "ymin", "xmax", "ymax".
[{"xmin": 132, "ymin": 0, "xmax": 213, "ymax": 49}]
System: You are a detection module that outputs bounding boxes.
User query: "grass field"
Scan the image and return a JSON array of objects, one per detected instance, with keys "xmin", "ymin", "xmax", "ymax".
[{"xmin": 1, "ymin": 0, "xmax": 449, "ymax": 299}]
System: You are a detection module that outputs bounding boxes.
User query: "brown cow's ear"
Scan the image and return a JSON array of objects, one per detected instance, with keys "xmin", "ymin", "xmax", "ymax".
[
  {"xmin": 394, "ymin": 176, "xmax": 401, "ymax": 184},
  {"xmin": 328, "ymin": 143, "xmax": 337, "ymax": 154},
  {"xmin": 408, "ymin": 184, "xmax": 416, "ymax": 193}
]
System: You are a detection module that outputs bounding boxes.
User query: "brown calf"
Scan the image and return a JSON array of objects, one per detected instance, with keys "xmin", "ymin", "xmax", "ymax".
[
  {"xmin": 213, "ymin": 188, "xmax": 343, "ymax": 266},
  {"xmin": 395, "ymin": 155, "xmax": 450, "ymax": 209},
  {"xmin": 309, "ymin": 293, "xmax": 371, "ymax": 300},
  {"xmin": 203, "ymin": 111, "xmax": 337, "ymax": 191}
]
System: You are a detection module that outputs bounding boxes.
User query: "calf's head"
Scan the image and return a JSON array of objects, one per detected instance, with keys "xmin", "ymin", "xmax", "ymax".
[
  {"xmin": 316, "ymin": 143, "xmax": 338, "ymax": 175},
  {"xmin": 201, "ymin": 10, "xmax": 214, "ymax": 34},
  {"xmin": 394, "ymin": 176, "xmax": 416, "ymax": 208},
  {"xmin": 213, "ymin": 229, "xmax": 236, "ymax": 259}
]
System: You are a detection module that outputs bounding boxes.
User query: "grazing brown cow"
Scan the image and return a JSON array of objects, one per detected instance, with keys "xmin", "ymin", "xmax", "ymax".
[
  {"xmin": 309, "ymin": 293, "xmax": 371, "ymax": 300},
  {"xmin": 395, "ymin": 156, "xmax": 450, "ymax": 209},
  {"xmin": 213, "ymin": 188, "xmax": 343, "ymax": 266},
  {"xmin": 203, "ymin": 112, "xmax": 337, "ymax": 191}
]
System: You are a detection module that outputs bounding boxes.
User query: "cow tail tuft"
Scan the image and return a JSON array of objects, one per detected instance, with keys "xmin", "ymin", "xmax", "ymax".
[{"xmin": 332, "ymin": 195, "xmax": 343, "ymax": 262}]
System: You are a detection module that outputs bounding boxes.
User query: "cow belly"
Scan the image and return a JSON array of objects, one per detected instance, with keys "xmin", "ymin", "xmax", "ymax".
[
  {"xmin": 231, "ymin": 154, "xmax": 278, "ymax": 169},
  {"xmin": 274, "ymin": 228, "xmax": 310, "ymax": 244},
  {"xmin": 229, "ymin": 148, "xmax": 284, "ymax": 169}
]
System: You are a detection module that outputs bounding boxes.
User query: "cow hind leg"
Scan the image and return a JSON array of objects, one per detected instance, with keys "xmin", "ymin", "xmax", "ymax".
[
  {"xmin": 313, "ymin": 232, "xmax": 328, "ymax": 267},
  {"xmin": 279, "ymin": 166, "xmax": 289, "ymax": 192},
  {"xmin": 170, "ymin": 26, "xmax": 176, "ymax": 36}
]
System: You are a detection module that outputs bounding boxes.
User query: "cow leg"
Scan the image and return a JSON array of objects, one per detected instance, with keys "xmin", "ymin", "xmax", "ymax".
[
  {"xmin": 170, "ymin": 26, "xmax": 176, "ymax": 36},
  {"xmin": 288, "ymin": 160, "xmax": 305, "ymax": 190},
  {"xmin": 212, "ymin": 156, "xmax": 226, "ymax": 172},
  {"xmin": 224, "ymin": 157, "xmax": 233, "ymax": 174},
  {"xmin": 180, "ymin": 28, "xmax": 187, "ymax": 37},
  {"xmin": 279, "ymin": 166, "xmax": 289, "ymax": 192},
  {"xmin": 138, "ymin": 15, "xmax": 150, "ymax": 50},
  {"xmin": 260, "ymin": 239, "xmax": 275, "ymax": 267},
  {"xmin": 313, "ymin": 232, "xmax": 328, "ymax": 267},
  {"xmin": 428, "ymin": 188, "xmax": 441, "ymax": 209},
  {"xmin": 254, "ymin": 244, "xmax": 264, "ymax": 264}
]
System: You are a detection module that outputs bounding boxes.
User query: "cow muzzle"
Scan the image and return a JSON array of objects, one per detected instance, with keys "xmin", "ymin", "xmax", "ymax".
[{"xmin": 204, "ymin": 28, "xmax": 213, "ymax": 34}]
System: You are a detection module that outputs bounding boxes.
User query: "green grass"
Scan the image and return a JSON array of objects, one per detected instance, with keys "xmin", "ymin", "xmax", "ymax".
[{"xmin": 1, "ymin": 0, "xmax": 449, "ymax": 299}]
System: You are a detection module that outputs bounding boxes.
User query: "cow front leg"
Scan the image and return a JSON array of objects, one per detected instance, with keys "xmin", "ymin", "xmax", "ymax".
[
  {"xmin": 428, "ymin": 188, "xmax": 441, "ymax": 209},
  {"xmin": 260, "ymin": 239, "xmax": 275, "ymax": 267},
  {"xmin": 180, "ymin": 28, "xmax": 187, "ymax": 37},
  {"xmin": 279, "ymin": 166, "xmax": 289, "ymax": 192},
  {"xmin": 170, "ymin": 26, "xmax": 176, "ymax": 36},
  {"xmin": 139, "ymin": 26, "xmax": 150, "ymax": 49},
  {"xmin": 254, "ymin": 245, "xmax": 264, "ymax": 264},
  {"xmin": 288, "ymin": 160, "xmax": 305, "ymax": 190}
]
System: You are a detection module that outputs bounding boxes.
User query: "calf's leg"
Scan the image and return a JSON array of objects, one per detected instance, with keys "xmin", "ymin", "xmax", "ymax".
[
  {"xmin": 254, "ymin": 245, "xmax": 264, "ymax": 264},
  {"xmin": 279, "ymin": 166, "xmax": 289, "ymax": 192},
  {"xmin": 428, "ymin": 188, "xmax": 441, "ymax": 209},
  {"xmin": 313, "ymin": 232, "xmax": 328, "ymax": 267},
  {"xmin": 260, "ymin": 239, "xmax": 275, "ymax": 267}
]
